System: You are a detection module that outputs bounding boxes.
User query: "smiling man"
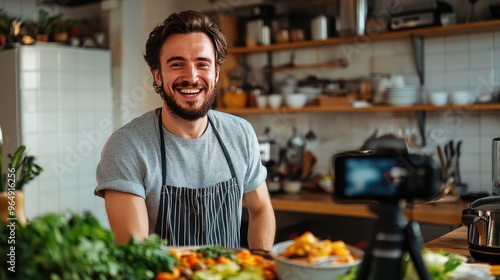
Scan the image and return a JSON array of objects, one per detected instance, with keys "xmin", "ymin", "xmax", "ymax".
[{"xmin": 94, "ymin": 10, "xmax": 276, "ymax": 251}]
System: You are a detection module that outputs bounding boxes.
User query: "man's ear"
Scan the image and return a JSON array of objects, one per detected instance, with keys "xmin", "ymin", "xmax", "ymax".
[
  {"xmin": 153, "ymin": 69, "xmax": 162, "ymax": 86},
  {"xmin": 215, "ymin": 66, "xmax": 220, "ymax": 83}
]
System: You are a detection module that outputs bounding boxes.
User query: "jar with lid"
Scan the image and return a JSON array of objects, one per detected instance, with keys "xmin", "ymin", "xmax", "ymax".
[{"xmin": 222, "ymin": 86, "xmax": 247, "ymax": 108}]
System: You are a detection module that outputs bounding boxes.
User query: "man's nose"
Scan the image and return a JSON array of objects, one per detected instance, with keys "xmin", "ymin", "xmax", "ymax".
[{"xmin": 182, "ymin": 64, "xmax": 199, "ymax": 84}]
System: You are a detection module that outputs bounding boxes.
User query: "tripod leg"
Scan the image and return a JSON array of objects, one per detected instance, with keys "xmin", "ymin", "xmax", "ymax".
[{"xmin": 405, "ymin": 220, "xmax": 431, "ymax": 280}]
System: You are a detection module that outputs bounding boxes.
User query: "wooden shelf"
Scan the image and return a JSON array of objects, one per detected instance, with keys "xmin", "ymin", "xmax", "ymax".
[
  {"xmin": 263, "ymin": 59, "xmax": 348, "ymax": 72},
  {"xmin": 218, "ymin": 103, "xmax": 500, "ymax": 115},
  {"xmin": 229, "ymin": 19, "xmax": 500, "ymax": 54}
]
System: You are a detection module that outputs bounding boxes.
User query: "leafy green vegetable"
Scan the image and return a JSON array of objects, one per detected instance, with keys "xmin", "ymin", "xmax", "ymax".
[
  {"xmin": 197, "ymin": 246, "xmax": 237, "ymax": 261},
  {"xmin": 0, "ymin": 211, "xmax": 179, "ymax": 280}
]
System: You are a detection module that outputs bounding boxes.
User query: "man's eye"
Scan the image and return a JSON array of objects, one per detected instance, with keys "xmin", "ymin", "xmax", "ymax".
[{"xmin": 171, "ymin": 63, "xmax": 183, "ymax": 68}]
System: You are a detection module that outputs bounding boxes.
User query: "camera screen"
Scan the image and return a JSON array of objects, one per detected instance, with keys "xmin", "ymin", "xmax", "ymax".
[
  {"xmin": 333, "ymin": 152, "xmax": 440, "ymax": 201},
  {"xmin": 343, "ymin": 157, "xmax": 407, "ymax": 197}
]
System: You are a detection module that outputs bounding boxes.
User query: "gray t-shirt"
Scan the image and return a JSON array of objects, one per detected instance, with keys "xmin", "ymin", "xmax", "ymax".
[{"xmin": 95, "ymin": 109, "xmax": 267, "ymax": 235}]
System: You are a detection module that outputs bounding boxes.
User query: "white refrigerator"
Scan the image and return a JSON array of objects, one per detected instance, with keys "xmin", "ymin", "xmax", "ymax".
[{"xmin": 0, "ymin": 44, "xmax": 114, "ymax": 227}]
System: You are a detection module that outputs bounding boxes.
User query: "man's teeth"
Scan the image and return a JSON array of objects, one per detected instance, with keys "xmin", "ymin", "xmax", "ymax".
[{"xmin": 179, "ymin": 89, "xmax": 201, "ymax": 94}]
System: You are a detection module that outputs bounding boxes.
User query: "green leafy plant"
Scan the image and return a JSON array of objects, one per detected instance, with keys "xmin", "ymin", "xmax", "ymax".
[
  {"xmin": 0, "ymin": 212, "xmax": 179, "ymax": 280},
  {"xmin": 0, "ymin": 145, "xmax": 43, "ymax": 192},
  {"xmin": 36, "ymin": 9, "xmax": 62, "ymax": 36},
  {"xmin": 0, "ymin": 8, "xmax": 10, "ymax": 35}
]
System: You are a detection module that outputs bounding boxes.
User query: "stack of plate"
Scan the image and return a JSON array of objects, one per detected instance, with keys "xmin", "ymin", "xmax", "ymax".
[
  {"xmin": 385, "ymin": 85, "xmax": 420, "ymax": 106},
  {"xmin": 297, "ymin": 86, "xmax": 322, "ymax": 104}
]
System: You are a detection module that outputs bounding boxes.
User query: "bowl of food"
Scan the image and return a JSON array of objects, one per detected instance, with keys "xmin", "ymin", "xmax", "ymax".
[{"xmin": 270, "ymin": 231, "xmax": 364, "ymax": 280}]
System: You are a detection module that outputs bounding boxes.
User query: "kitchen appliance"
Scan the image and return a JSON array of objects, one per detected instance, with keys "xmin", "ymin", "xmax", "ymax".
[
  {"xmin": 311, "ymin": 14, "xmax": 328, "ymax": 40},
  {"xmin": 493, "ymin": 138, "xmax": 500, "ymax": 195},
  {"xmin": 462, "ymin": 196, "xmax": 500, "ymax": 263},
  {"xmin": 337, "ymin": 0, "xmax": 368, "ymax": 36},
  {"xmin": 388, "ymin": 0, "xmax": 453, "ymax": 30},
  {"xmin": 242, "ymin": 4, "xmax": 275, "ymax": 46}
]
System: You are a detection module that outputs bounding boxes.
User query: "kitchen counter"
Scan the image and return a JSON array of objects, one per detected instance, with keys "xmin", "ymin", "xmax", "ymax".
[
  {"xmin": 264, "ymin": 192, "xmax": 469, "ymax": 227},
  {"xmin": 424, "ymin": 226, "xmax": 470, "ymax": 258}
]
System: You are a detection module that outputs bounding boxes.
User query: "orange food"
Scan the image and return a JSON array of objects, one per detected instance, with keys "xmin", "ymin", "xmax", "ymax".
[
  {"xmin": 154, "ymin": 268, "xmax": 180, "ymax": 280},
  {"xmin": 280, "ymin": 231, "xmax": 356, "ymax": 264}
]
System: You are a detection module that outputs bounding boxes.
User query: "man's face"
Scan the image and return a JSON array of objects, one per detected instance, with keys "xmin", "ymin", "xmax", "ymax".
[{"xmin": 153, "ymin": 32, "xmax": 220, "ymax": 121}]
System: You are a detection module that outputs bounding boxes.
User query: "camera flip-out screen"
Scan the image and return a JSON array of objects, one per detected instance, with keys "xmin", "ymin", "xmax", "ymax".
[{"xmin": 333, "ymin": 152, "xmax": 440, "ymax": 202}]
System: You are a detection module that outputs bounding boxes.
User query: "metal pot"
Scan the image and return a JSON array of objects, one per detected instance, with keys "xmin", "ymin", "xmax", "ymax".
[{"xmin": 462, "ymin": 196, "xmax": 500, "ymax": 263}]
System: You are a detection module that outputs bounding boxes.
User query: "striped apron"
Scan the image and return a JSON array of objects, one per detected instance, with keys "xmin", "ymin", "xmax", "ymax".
[{"xmin": 155, "ymin": 111, "xmax": 242, "ymax": 248}]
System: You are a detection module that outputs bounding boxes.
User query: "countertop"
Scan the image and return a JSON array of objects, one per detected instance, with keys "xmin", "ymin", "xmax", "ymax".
[
  {"xmin": 262, "ymin": 192, "xmax": 469, "ymax": 227},
  {"xmin": 424, "ymin": 226, "xmax": 470, "ymax": 258}
]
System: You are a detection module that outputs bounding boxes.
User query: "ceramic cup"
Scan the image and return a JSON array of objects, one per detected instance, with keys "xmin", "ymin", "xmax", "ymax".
[
  {"xmin": 268, "ymin": 94, "xmax": 283, "ymax": 108},
  {"xmin": 256, "ymin": 96, "xmax": 268, "ymax": 108}
]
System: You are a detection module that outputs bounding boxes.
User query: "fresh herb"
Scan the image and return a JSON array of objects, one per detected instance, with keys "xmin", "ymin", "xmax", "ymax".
[
  {"xmin": 0, "ymin": 212, "xmax": 179, "ymax": 280},
  {"xmin": 197, "ymin": 246, "xmax": 236, "ymax": 261}
]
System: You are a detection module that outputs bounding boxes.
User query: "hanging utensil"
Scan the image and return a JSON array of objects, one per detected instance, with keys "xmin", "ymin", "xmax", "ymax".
[{"xmin": 455, "ymin": 140, "xmax": 462, "ymax": 185}]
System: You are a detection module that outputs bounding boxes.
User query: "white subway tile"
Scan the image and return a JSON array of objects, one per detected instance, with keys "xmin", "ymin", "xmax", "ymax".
[
  {"xmin": 455, "ymin": 135, "xmax": 480, "ymax": 153},
  {"xmin": 78, "ymin": 112, "xmax": 95, "ymax": 130},
  {"xmin": 424, "ymin": 70, "xmax": 445, "ymax": 90},
  {"xmin": 480, "ymin": 112, "xmax": 500, "ymax": 133},
  {"xmin": 39, "ymin": 190, "xmax": 60, "ymax": 214},
  {"xmin": 468, "ymin": 69, "xmax": 495, "ymax": 96},
  {"xmin": 20, "ymin": 47, "xmax": 38, "ymax": 70},
  {"xmin": 20, "ymin": 89, "xmax": 38, "ymax": 113},
  {"xmin": 78, "ymin": 50, "xmax": 96, "ymax": 72},
  {"xmin": 425, "ymin": 37, "xmax": 445, "ymax": 53},
  {"xmin": 462, "ymin": 173, "xmax": 481, "ymax": 192},
  {"xmin": 39, "ymin": 89, "xmax": 59, "ymax": 111},
  {"xmin": 20, "ymin": 71, "xmax": 39, "ymax": 89},
  {"xmin": 59, "ymin": 48, "xmax": 78, "ymax": 71},
  {"xmin": 39, "ymin": 48, "xmax": 59, "ymax": 70},
  {"xmin": 59, "ymin": 91, "xmax": 78, "ymax": 111},
  {"xmin": 59, "ymin": 188, "xmax": 79, "ymax": 212},
  {"xmin": 39, "ymin": 71, "xmax": 58, "ymax": 89},
  {"xmin": 77, "ymin": 73, "xmax": 95, "ymax": 89},
  {"xmin": 470, "ymin": 49, "xmax": 493, "ymax": 69},
  {"xmin": 469, "ymin": 32, "xmax": 494, "ymax": 50},
  {"xmin": 425, "ymin": 52, "xmax": 445, "ymax": 71},
  {"xmin": 21, "ymin": 112, "xmax": 38, "ymax": 134},
  {"xmin": 480, "ymin": 134, "xmax": 498, "ymax": 154},
  {"xmin": 461, "ymin": 154, "xmax": 481, "ymax": 172},
  {"xmin": 445, "ymin": 71, "xmax": 469, "ymax": 89},
  {"xmin": 494, "ymin": 48, "xmax": 500, "ymax": 68},
  {"xmin": 59, "ymin": 72, "xmax": 78, "ymax": 89},
  {"xmin": 38, "ymin": 132, "xmax": 59, "ymax": 155},
  {"xmin": 480, "ymin": 152, "xmax": 493, "ymax": 174},
  {"xmin": 445, "ymin": 51, "xmax": 469, "ymax": 70},
  {"xmin": 495, "ymin": 31, "xmax": 500, "ymax": 48},
  {"xmin": 40, "ymin": 112, "xmax": 59, "ymax": 132},
  {"xmin": 24, "ymin": 184, "xmax": 39, "ymax": 219},
  {"xmin": 23, "ymin": 134, "xmax": 38, "ymax": 155},
  {"xmin": 4, "ymin": 0, "xmax": 21, "ymax": 16},
  {"xmin": 445, "ymin": 34, "xmax": 468, "ymax": 52}
]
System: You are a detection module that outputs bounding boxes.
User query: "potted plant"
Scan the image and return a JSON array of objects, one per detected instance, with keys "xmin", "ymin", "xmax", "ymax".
[
  {"xmin": 52, "ymin": 18, "xmax": 70, "ymax": 43},
  {"xmin": 0, "ymin": 8, "xmax": 10, "ymax": 48},
  {"xmin": 0, "ymin": 143, "xmax": 43, "ymax": 226},
  {"xmin": 35, "ymin": 9, "xmax": 61, "ymax": 42}
]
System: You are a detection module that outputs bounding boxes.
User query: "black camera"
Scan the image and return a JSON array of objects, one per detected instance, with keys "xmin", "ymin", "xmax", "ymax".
[{"xmin": 332, "ymin": 150, "xmax": 441, "ymax": 202}]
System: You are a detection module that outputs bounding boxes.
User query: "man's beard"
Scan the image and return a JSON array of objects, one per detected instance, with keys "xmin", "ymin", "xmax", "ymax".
[{"xmin": 161, "ymin": 81, "xmax": 217, "ymax": 121}]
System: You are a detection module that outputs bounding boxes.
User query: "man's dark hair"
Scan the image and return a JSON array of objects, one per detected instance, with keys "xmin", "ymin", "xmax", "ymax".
[{"xmin": 144, "ymin": 10, "xmax": 228, "ymax": 72}]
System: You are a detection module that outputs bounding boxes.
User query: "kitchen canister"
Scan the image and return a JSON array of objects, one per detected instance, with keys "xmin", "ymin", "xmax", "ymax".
[
  {"xmin": 311, "ymin": 14, "xmax": 328, "ymax": 40},
  {"xmin": 493, "ymin": 137, "xmax": 500, "ymax": 195}
]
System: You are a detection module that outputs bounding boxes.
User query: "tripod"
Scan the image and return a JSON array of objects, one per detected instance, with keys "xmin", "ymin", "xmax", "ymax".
[{"xmin": 356, "ymin": 201, "xmax": 430, "ymax": 280}]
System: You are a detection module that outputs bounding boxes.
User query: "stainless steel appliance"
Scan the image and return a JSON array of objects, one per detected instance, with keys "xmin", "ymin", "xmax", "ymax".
[
  {"xmin": 462, "ymin": 196, "xmax": 500, "ymax": 263},
  {"xmin": 387, "ymin": 0, "xmax": 453, "ymax": 30},
  {"xmin": 493, "ymin": 138, "xmax": 500, "ymax": 195},
  {"xmin": 337, "ymin": 0, "xmax": 368, "ymax": 36}
]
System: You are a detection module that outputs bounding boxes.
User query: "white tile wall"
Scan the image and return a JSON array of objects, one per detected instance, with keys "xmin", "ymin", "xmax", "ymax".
[
  {"xmin": 13, "ymin": 45, "xmax": 114, "ymax": 228},
  {"xmin": 244, "ymin": 30, "xmax": 500, "ymax": 194}
]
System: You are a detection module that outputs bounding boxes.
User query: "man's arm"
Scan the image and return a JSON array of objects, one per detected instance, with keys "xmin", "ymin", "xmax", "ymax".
[
  {"xmin": 104, "ymin": 190, "xmax": 149, "ymax": 244},
  {"xmin": 243, "ymin": 182, "xmax": 276, "ymax": 251}
]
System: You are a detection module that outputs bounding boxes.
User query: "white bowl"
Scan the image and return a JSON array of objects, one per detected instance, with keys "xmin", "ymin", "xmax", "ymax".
[
  {"xmin": 270, "ymin": 240, "xmax": 364, "ymax": 280},
  {"xmin": 285, "ymin": 93, "xmax": 307, "ymax": 108},
  {"xmin": 283, "ymin": 180, "xmax": 302, "ymax": 194},
  {"xmin": 268, "ymin": 94, "xmax": 283, "ymax": 108},
  {"xmin": 428, "ymin": 91, "xmax": 448, "ymax": 106},
  {"xmin": 451, "ymin": 91, "xmax": 473, "ymax": 105}
]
